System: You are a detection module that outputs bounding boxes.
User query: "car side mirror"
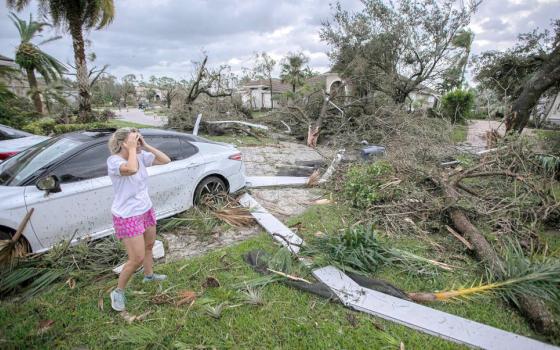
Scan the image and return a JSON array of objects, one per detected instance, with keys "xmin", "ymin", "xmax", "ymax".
[{"xmin": 36, "ymin": 175, "xmax": 61, "ymax": 194}]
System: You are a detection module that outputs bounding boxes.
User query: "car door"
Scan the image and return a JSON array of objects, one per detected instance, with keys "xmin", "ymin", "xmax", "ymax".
[
  {"xmin": 24, "ymin": 143, "xmax": 114, "ymax": 249},
  {"xmin": 144, "ymin": 135, "xmax": 201, "ymax": 217}
]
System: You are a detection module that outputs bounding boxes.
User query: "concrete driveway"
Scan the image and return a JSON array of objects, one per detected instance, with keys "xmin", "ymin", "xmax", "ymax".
[{"xmin": 114, "ymin": 108, "xmax": 167, "ymax": 127}]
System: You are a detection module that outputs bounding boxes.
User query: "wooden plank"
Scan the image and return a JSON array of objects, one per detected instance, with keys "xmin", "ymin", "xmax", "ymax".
[
  {"xmin": 238, "ymin": 193, "xmax": 303, "ymax": 254},
  {"xmin": 245, "ymin": 176, "xmax": 309, "ymax": 188},
  {"xmin": 313, "ymin": 266, "xmax": 558, "ymax": 350}
]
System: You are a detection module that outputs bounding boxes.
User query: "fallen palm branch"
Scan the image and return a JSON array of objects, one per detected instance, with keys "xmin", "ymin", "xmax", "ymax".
[
  {"xmin": 0, "ymin": 236, "xmax": 126, "ymax": 300},
  {"xmin": 0, "ymin": 208, "xmax": 34, "ymax": 267},
  {"xmin": 409, "ymin": 242, "xmax": 560, "ymax": 307},
  {"xmin": 212, "ymin": 206, "xmax": 254, "ymax": 227}
]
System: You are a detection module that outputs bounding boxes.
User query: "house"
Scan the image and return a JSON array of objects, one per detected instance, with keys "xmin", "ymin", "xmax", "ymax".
[
  {"xmin": 544, "ymin": 92, "xmax": 560, "ymax": 125},
  {"xmin": 407, "ymin": 84, "xmax": 439, "ymax": 111},
  {"xmin": 239, "ymin": 73, "xmax": 351, "ymax": 110},
  {"xmin": 0, "ymin": 54, "xmax": 28, "ymax": 97},
  {"xmin": 238, "ymin": 78, "xmax": 291, "ymax": 109},
  {"xmin": 238, "ymin": 71, "xmax": 438, "ymax": 111}
]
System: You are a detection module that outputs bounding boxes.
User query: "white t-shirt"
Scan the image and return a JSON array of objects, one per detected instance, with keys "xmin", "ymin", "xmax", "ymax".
[{"xmin": 107, "ymin": 150, "xmax": 156, "ymax": 218}]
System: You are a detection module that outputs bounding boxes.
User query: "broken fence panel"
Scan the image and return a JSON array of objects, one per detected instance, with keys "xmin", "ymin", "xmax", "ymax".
[
  {"xmin": 245, "ymin": 176, "xmax": 309, "ymax": 188},
  {"xmin": 313, "ymin": 266, "xmax": 558, "ymax": 350},
  {"xmin": 238, "ymin": 193, "xmax": 303, "ymax": 254},
  {"xmin": 319, "ymin": 150, "xmax": 345, "ymax": 184}
]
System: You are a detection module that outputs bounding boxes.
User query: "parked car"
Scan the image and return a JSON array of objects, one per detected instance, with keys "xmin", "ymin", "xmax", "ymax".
[
  {"xmin": 0, "ymin": 128, "xmax": 246, "ymax": 253},
  {"xmin": 0, "ymin": 124, "xmax": 50, "ymax": 161}
]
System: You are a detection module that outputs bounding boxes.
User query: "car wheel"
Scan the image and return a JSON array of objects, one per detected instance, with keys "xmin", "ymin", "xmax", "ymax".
[
  {"xmin": 0, "ymin": 228, "xmax": 31, "ymax": 253},
  {"xmin": 194, "ymin": 176, "xmax": 227, "ymax": 205}
]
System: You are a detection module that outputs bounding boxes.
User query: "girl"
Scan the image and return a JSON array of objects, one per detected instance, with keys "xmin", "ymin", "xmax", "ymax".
[{"xmin": 107, "ymin": 128, "xmax": 171, "ymax": 311}]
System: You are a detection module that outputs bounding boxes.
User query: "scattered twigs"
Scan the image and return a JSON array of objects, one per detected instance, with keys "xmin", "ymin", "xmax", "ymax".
[
  {"xmin": 445, "ymin": 225, "xmax": 473, "ymax": 250},
  {"xmin": 266, "ymin": 268, "xmax": 312, "ymax": 284}
]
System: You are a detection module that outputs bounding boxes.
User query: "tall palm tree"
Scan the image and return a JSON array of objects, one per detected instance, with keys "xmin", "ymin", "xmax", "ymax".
[
  {"xmin": 10, "ymin": 12, "xmax": 65, "ymax": 114},
  {"xmin": 7, "ymin": 0, "xmax": 115, "ymax": 122},
  {"xmin": 280, "ymin": 52, "xmax": 310, "ymax": 93}
]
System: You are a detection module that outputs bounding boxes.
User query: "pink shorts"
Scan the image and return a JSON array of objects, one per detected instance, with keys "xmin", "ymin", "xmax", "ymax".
[{"xmin": 112, "ymin": 208, "xmax": 157, "ymax": 240}]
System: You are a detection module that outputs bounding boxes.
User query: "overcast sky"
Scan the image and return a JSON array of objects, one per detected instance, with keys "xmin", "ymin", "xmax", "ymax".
[{"xmin": 0, "ymin": 0, "xmax": 558, "ymax": 81}]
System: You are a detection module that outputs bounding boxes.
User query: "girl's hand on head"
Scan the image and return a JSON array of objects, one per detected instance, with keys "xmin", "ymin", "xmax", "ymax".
[
  {"xmin": 122, "ymin": 132, "xmax": 139, "ymax": 151},
  {"xmin": 138, "ymin": 134, "xmax": 148, "ymax": 148}
]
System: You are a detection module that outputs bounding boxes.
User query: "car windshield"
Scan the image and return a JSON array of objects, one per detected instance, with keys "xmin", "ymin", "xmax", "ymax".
[
  {"xmin": 0, "ymin": 125, "xmax": 32, "ymax": 140},
  {"xmin": 0, "ymin": 137, "xmax": 83, "ymax": 186}
]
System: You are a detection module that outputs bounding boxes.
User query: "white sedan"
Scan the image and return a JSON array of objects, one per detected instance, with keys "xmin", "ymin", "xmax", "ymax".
[
  {"xmin": 0, "ymin": 124, "xmax": 50, "ymax": 161},
  {"xmin": 0, "ymin": 128, "xmax": 246, "ymax": 253}
]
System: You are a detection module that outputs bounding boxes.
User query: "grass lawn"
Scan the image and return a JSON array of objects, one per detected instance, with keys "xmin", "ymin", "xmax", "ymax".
[
  {"xmin": 1, "ymin": 199, "xmax": 551, "ymax": 349},
  {"xmin": 107, "ymin": 120, "xmax": 157, "ymax": 129},
  {"xmin": 451, "ymin": 124, "xmax": 468, "ymax": 143}
]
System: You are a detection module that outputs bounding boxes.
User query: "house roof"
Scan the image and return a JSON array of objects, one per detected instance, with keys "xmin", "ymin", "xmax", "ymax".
[
  {"xmin": 240, "ymin": 78, "xmax": 292, "ymax": 93},
  {"xmin": 0, "ymin": 54, "xmax": 14, "ymax": 62},
  {"xmin": 0, "ymin": 54, "xmax": 18, "ymax": 68}
]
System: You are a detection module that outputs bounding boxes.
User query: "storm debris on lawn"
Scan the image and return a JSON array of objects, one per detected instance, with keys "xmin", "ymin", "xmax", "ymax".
[
  {"xmin": 0, "ymin": 236, "xmax": 127, "ymax": 300},
  {"xmin": 159, "ymin": 194, "xmax": 254, "ymax": 234},
  {"xmin": 0, "ymin": 208, "xmax": 34, "ymax": 267},
  {"xmin": 321, "ymin": 107, "xmax": 560, "ymax": 336}
]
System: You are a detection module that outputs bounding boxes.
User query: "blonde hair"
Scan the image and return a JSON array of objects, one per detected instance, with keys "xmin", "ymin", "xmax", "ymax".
[{"xmin": 108, "ymin": 127, "xmax": 138, "ymax": 154}]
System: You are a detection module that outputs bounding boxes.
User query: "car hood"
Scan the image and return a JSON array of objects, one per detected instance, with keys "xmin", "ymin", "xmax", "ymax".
[{"xmin": 0, "ymin": 135, "xmax": 50, "ymax": 153}]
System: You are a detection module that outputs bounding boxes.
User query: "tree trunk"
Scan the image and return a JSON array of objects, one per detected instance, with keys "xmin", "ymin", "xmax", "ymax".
[
  {"xmin": 25, "ymin": 68, "xmax": 43, "ymax": 114},
  {"xmin": 506, "ymin": 46, "xmax": 560, "ymax": 133},
  {"xmin": 68, "ymin": 16, "xmax": 93, "ymax": 123},
  {"xmin": 440, "ymin": 178, "xmax": 558, "ymax": 336}
]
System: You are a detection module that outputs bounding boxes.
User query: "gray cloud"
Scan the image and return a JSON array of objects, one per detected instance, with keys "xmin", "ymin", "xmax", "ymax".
[{"xmin": 0, "ymin": 0, "xmax": 557, "ymax": 81}]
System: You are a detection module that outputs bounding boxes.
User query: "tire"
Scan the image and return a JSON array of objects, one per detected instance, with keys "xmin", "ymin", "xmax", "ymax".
[
  {"xmin": 0, "ymin": 228, "xmax": 31, "ymax": 253},
  {"xmin": 194, "ymin": 176, "xmax": 227, "ymax": 205}
]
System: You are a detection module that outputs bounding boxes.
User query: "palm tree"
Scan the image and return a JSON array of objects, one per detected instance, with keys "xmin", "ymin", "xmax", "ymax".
[
  {"xmin": 7, "ymin": 0, "xmax": 115, "ymax": 122},
  {"xmin": 280, "ymin": 52, "xmax": 310, "ymax": 93},
  {"xmin": 10, "ymin": 12, "xmax": 65, "ymax": 114}
]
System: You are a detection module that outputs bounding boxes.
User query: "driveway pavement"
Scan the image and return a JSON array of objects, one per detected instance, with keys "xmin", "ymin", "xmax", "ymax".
[
  {"xmin": 114, "ymin": 108, "xmax": 167, "ymax": 127},
  {"xmin": 465, "ymin": 119, "xmax": 533, "ymax": 151}
]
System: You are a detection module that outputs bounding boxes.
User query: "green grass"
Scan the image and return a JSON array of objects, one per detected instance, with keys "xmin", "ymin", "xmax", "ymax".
[
  {"xmin": 0, "ymin": 202, "xmax": 552, "ymax": 349},
  {"xmin": 107, "ymin": 119, "xmax": 156, "ymax": 129},
  {"xmin": 451, "ymin": 124, "xmax": 468, "ymax": 143}
]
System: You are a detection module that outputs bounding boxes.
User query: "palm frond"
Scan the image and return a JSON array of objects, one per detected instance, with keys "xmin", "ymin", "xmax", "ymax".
[{"xmin": 409, "ymin": 240, "xmax": 560, "ymax": 308}]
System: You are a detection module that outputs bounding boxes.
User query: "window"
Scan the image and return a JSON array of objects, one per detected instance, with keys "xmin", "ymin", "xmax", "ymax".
[
  {"xmin": 49, "ymin": 143, "xmax": 110, "ymax": 183},
  {"xmin": 145, "ymin": 136, "xmax": 197, "ymax": 161}
]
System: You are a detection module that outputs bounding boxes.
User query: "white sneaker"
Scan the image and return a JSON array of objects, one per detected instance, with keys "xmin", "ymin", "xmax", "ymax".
[{"xmin": 110, "ymin": 289, "xmax": 126, "ymax": 311}]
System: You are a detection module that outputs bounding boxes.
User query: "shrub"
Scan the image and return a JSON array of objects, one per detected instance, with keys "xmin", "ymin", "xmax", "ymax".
[
  {"xmin": 97, "ymin": 109, "xmax": 116, "ymax": 122},
  {"xmin": 22, "ymin": 117, "xmax": 56, "ymax": 135},
  {"xmin": 0, "ymin": 93, "xmax": 38, "ymax": 129},
  {"xmin": 440, "ymin": 89, "xmax": 475, "ymax": 124},
  {"xmin": 343, "ymin": 161, "xmax": 398, "ymax": 208},
  {"xmin": 53, "ymin": 122, "xmax": 109, "ymax": 135}
]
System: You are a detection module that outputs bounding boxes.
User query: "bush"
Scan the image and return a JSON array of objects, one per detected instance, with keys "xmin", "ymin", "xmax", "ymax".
[
  {"xmin": 22, "ymin": 117, "xmax": 57, "ymax": 135},
  {"xmin": 343, "ymin": 161, "xmax": 398, "ymax": 208},
  {"xmin": 0, "ymin": 93, "xmax": 38, "ymax": 129},
  {"xmin": 23, "ymin": 119, "xmax": 110, "ymax": 135},
  {"xmin": 440, "ymin": 89, "xmax": 475, "ymax": 124},
  {"xmin": 97, "ymin": 109, "xmax": 116, "ymax": 122}
]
